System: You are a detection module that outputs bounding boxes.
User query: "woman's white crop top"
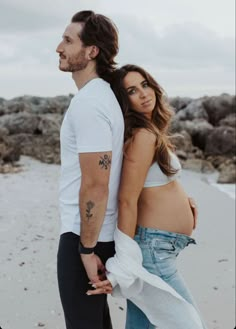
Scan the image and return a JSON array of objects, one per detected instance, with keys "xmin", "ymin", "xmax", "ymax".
[{"xmin": 144, "ymin": 152, "xmax": 181, "ymax": 188}]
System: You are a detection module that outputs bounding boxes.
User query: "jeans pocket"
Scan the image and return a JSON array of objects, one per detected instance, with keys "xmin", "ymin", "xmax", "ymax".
[
  {"xmin": 150, "ymin": 246, "xmax": 178, "ymax": 279},
  {"xmin": 153, "ymin": 238, "xmax": 176, "ymax": 252},
  {"xmin": 150, "ymin": 239, "xmax": 178, "ymax": 266}
]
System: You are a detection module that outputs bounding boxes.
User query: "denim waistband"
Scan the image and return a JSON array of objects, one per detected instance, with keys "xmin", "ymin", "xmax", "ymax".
[{"xmin": 135, "ymin": 225, "xmax": 196, "ymax": 245}]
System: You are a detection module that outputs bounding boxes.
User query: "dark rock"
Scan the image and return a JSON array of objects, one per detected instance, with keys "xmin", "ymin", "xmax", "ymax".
[
  {"xmin": 171, "ymin": 131, "xmax": 193, "ymax": 153},
  {"xmin": 203, "ymin": 94, "xmax": 236, "ymax": 126},
  {"xmin": 43, "ymin": 95, "xmax": 72, "ymax": 114},
  {"xmin": 0, "ymin": 126, "xmax": 9, "ymax": 137},
  {"xmin": 201, "ymin": 160, "xmax": 216, "ymax": 173},
  {"xmin": 1, "ymin": 95, "xmax": 72, "ymax": 115},
  {"xmin": 217, "ymin": 163, "xmax": 236, "ymax": 183},
  {"xmin": 183, "ymin": 158, "xmax": 215, "ymax": 173},
  {"xmin": 175, "ymin": 150, "xmax": 187, "ymax": 160},
  {"xmin": 190, "ymin": 120, "xmax": 214, "ymax": 150},
  {"xmin": 0, "ymin": 94, "xmax": 235, "ymax": 183},
  {"xmin": 175, "ymin": 99, "xmax": 209, "ymax": 121},
  {"xmin": 0, "ymin": 99, "xmax": 7, "ymax": 116},
  {"xmin": 2, "ymin": 145, "xmax": 21, "ymax": 162},
  {"xmin": 170, "ymin": 118, "xmax": 195, "ymax": 133},
  {"xmin": 0, "ymin": 113, "xmax": 40, "ymax": 134},
  {"xmin": 206, "ymin": 155, "xmax": 234, "ymax": 169},
  {"xmin": 2, "ymin": 96, "xmax": 32, "ymax": 114},
  {"xmin": 219, "ymin": 113, "xmax": 236, "ymax": 128},
  {"xmin": 169, "ymin": 97, "xmax": 192, "ymax": 112},
  {"xmin": 171, "ymin": 119, "xmax": 214, "ymax": 151},
  {"xmin": 37, "ymin": 114, "xmax": 62, "ymax": 135},
  {"xmin": 191, "ymin": 146, "xmax": 204, "ymax": 159},
  {"xmin": 0, "ymin": 134, "xmax": 21, "ymax": 164},
  {"xmin": 9, "ymin": 133, "xmax": 60, "ymax": 164},
  {"xmin": 205, "ymin": 126, "xmax": 236, "ymax": 156}
]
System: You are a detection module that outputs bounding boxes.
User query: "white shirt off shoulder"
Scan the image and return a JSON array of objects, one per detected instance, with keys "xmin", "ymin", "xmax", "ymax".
[{"xmin": 106, "ymin": 228, "xmax": 204, "ymax": 329}]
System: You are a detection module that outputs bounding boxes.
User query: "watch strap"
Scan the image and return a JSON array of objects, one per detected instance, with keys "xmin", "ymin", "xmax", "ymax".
[{"xmin": 78, "ymin": 241, "xmax": 96, "ymax": 254}]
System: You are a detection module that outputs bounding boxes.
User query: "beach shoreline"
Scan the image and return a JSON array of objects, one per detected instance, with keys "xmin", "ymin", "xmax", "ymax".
[{"xmin": 0, "ymin": 156, "xmax": 235, "ymax": 329}]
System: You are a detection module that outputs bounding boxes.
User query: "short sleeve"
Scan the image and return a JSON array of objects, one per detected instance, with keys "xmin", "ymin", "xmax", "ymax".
[{"xmin": 69, "ymin": 98, "xmax": 112, "ymax": 153}]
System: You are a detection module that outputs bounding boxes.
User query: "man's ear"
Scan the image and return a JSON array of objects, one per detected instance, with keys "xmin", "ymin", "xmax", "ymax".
[{"xmin": 89, "ymin": 46, "xmax": 99, "ymax": 60}]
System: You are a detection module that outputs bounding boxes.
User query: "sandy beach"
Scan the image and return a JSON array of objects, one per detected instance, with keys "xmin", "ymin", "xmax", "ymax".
[{"xmin": 0, "ymin": 156, "xmax": 235, "ymax": 329}]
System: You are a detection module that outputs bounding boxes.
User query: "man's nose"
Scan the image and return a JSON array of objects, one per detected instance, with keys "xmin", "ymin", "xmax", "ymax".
[{"xmin": 56, "ymin": 42, "xmax": 63, "ymax": 53}]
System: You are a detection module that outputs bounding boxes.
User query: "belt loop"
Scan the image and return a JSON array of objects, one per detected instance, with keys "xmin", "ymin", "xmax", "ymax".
[{"xmin": 140, "ymin": 227, "xmax": 146, "ymax": 241}]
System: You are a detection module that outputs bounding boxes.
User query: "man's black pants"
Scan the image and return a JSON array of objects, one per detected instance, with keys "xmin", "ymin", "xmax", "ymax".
[{"xmin": 57, "ymin": 232, "xmax": 115, "ymax": 329}]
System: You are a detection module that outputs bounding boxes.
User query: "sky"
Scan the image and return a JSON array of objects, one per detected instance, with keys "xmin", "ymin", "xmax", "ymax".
[{"xmin": 0, "ymin": 0, "xmax": 235, "ymax": 99}]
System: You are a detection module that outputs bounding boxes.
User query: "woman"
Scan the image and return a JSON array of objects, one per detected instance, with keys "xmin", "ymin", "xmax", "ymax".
[{"xmin": 88, "ymin": 65, "xmax": 206, "ymax": 329}]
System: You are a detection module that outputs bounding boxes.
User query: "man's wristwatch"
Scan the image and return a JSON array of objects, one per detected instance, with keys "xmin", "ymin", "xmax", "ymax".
[{"xmin": 78, "ymin": 241, "xmax": 96, "ymax": 255}]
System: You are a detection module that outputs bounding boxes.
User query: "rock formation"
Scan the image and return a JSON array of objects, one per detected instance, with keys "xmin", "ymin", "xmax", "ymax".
[{"xmin": 0, "ymin": 93, "xmax": 235, "ymax": 182}]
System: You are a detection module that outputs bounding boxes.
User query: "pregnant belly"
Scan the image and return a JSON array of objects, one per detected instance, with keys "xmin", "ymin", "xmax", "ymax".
[{"xmin": 137, "ymin": 181, "xmax": 194, "ymax": 236}]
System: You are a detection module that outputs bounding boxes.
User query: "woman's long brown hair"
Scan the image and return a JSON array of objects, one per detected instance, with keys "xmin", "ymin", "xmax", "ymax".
[{"xmin": 111, "ymin": 64, "xmax": 177, "ymax": 176}]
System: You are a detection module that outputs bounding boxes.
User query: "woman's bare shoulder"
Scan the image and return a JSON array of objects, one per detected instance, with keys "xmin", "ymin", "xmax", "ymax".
[
  {"xmin": 132, "ymin": 128, "xmax": 156, "ymax": 144},
  {"xmin": 124, "ymin": 128, "xmax": 156, "ymax": 161}
]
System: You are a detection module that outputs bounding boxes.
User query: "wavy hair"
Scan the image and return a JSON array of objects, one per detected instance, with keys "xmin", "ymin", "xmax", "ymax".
[
  {"xmin": 71, "ymin": 11, "xmax": 119, "ymax": 83},
  {"xmin": 111, "ymin": 64, "xmax": 177, "ymax": 176}
]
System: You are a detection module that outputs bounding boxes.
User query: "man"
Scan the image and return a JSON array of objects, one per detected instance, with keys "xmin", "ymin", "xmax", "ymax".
[{"xmin": 56, "ymin": 11, "xmax": 124, "ymax": 329}]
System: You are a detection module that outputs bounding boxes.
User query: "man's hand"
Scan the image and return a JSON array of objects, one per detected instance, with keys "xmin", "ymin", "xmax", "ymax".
[
  {"xmin": 188, "ymin": 197, "xmax": 198, "ymax": 229},
  {"xmin": 86, "ymin": 279, "xmax": 113, "ymax": 295},
  {"xmin": 80, "ymin": 253, "xmax": 106, "ymax": 283}
]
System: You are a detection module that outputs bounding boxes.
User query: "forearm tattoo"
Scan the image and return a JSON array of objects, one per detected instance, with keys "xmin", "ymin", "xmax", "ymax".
[
  {"xmin": 99, "ymin": 154, "xmax": 111, "ymax": 170},
  {"xmin": 86, "ymin": 200, "xmax": 95, "ymax": 221}
]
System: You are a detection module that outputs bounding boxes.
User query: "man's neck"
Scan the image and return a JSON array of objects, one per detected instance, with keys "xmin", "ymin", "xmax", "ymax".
[{"xmin": 72, "ymin": 67, "xmax": 99, "ymax": 90}]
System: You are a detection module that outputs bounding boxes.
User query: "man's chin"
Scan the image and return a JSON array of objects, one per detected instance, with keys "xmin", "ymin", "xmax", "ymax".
[{"xmin": 58, "ymin": 65, "xmax": 72, "ymax": 72}]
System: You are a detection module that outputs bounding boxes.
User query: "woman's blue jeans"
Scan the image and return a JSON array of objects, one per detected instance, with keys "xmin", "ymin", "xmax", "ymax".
[{"xmin": 125, "ymin": 226, "xmax": 204, "ymax": 329}]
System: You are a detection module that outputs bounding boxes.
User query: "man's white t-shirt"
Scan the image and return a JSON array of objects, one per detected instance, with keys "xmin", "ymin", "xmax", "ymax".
[{"xmin": 59, "ymin": 78, "xmax": 124, "ymax": 241}]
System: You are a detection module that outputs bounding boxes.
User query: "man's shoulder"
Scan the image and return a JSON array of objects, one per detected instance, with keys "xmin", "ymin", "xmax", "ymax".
[
  {"xmin": 72, "ymin": 81, "xmax": 120, "ymax": 113},
  {"xmin": 72, "ymin": 79, "xmax": 108, "ymax": 101},
  {"xmin": 89, "ymin": 79, "xmax": 117, "ymax": 104}
]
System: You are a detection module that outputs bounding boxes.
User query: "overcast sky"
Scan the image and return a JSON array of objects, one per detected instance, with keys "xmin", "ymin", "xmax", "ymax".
[{"xmin": 0, "ymin": 0, "xmax": 235, "ymax": 99}]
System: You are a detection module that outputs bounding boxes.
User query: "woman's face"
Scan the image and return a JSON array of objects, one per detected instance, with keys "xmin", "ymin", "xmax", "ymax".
[{"xmin": 123, "ymin": 71, "xmax": 156, "ymax": 119}]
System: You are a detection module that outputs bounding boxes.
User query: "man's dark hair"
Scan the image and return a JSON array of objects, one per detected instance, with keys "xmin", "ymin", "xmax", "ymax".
[{"xmin": 71, "ymin": 10, "xmax": 119, "ymax": 82}]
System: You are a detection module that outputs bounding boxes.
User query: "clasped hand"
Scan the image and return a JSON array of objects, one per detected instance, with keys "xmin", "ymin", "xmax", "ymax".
[{"xmin": 80, "ymin": 253, "xmax": 113, "ymax": 295}]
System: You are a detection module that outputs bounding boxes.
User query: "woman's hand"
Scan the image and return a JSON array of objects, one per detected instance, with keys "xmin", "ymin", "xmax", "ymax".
[
  {"xmin": 81, "ymin": 253, "xmax": 106, "ymax": 284},
  {"xmin": 188, "ymin": 197, "xmax": 198, "ymax": 229},
  {"xmin": 86, "ymin": 279, "xmax": 113, "ymax": 295}
]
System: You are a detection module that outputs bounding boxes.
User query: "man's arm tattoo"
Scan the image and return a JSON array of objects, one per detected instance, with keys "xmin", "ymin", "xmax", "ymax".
[
  {"xmin": 86, "ymin": 200, "xmax": 95, "ymax": 221},
  {"xmin": 99, "ymin": 154, "xmax": 111, "ymax": 170}
]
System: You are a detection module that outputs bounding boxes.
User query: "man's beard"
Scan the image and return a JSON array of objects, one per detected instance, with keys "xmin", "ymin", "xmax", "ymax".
[{"xmin": 60, "ymin": 49, "xmax": 89, "ymax": 72}]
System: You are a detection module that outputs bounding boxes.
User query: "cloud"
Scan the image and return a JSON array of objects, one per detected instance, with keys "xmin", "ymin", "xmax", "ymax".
[
  {"xmin": 113, "ymin": 16, "xmax": 234, "ymax": 97},
  {"xmin": 0, "ymin": 2, "xmax": 65, "ymax": 32},
  {"xmin": 0, "ymin": 1, "xmax": 234, "ymax": 98},
  {"xmin": 116, "ymin": 17, "xmax": 234, "ymax": 71},
  {"xmin": 156, "ymin": 23, "xmax": 234, "ymax": 69},
  {"xmin": 0, "ymin": 0, "xmax": 110, "ymax": 33}
]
